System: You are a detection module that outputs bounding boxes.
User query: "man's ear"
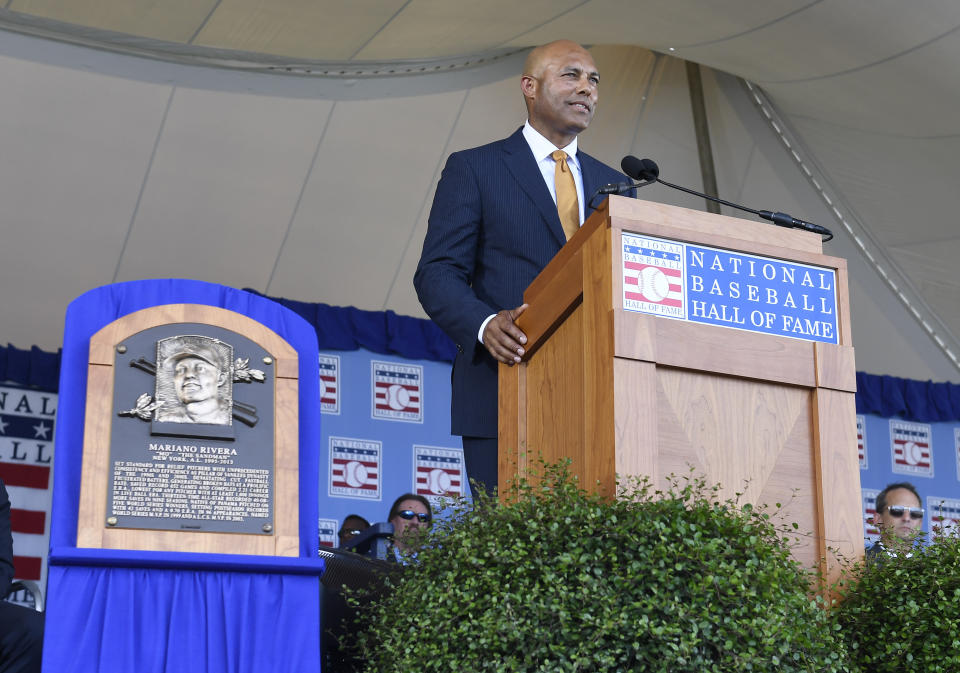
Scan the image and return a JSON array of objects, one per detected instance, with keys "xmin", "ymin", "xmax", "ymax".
[{"xmin": 520, "ymin": 74, "xmax": 538, "ymax": 100}]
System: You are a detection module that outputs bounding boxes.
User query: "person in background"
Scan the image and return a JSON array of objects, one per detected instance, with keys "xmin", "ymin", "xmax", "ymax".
[
  {"xmin": 866, "ymin": 481, "xmax": 924, "ymax": 562},
  {"xmin": 337, "ymin": 514, "xmax": 370, "ymax": 548},
  {"xmin": 0, "ymin": 478, "xmax": 43, "ymax": 672},
  {"xmin": 387, "ymin": 494, "xmax": 432, "ymax": 561}
]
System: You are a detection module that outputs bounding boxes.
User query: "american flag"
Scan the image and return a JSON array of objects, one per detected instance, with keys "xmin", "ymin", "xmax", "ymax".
[
  {"xmin": 318, "ymin": 354, "xmax": 340, "ymax": 414},
  {"xmin": 890, "ymin": 420, "xmax": 933, "ymax": 477},
  {"xmin": 414, "ymin": 446, "xmax": 464, "ymax": 501},
  {"xmin": 0, "ymin": 385, "xmax": 56, "ymax": 587}
]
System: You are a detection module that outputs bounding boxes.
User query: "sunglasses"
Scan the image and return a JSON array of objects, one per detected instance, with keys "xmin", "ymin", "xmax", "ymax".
[
  {"xmin": 396, "ymin": 509, "xmax": 431, "ymax": 523},
  {"xmin": 338, "ymin": 528, "xmax": 363, "ymax": 539},
  {"xmin": 886, "ymin": 505, "xmax": 924, "ymax": 520}
]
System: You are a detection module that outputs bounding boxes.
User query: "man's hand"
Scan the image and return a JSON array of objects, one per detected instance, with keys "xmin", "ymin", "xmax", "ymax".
[{"xmin": 482, "ymin": 304, "xmax": 529, "ymax": 364}]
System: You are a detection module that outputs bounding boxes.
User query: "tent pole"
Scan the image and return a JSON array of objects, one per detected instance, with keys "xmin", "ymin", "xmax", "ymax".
[{"xmin": 685, "ymin": 61, "xmax": 721, "ymax": 215}]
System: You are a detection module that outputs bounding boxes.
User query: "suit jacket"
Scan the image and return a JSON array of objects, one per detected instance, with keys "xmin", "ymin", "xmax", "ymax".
[{"xmin": 414, "ymin": 127, "xmax": 629, "ymax": 438}]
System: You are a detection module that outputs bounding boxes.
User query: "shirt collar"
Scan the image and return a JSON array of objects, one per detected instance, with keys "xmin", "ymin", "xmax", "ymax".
[{"xmin": 523, "ymin": 121, "xmax": 578, "ymax": 164}]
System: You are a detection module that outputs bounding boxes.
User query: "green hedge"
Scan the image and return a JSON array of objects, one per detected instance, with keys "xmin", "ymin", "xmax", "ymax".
[
  {"xmin": 351, "ymin": 462, "xmax": 851, "ymax": 672},
  {"xmin": 833, "ymin": 532, "xmax": 960, "ymax": 672}
]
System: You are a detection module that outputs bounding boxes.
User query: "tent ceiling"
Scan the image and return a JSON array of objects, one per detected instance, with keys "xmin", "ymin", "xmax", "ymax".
[{"xmin": 1, "ymin": 1, "xmax": 958, "ymax": 380}]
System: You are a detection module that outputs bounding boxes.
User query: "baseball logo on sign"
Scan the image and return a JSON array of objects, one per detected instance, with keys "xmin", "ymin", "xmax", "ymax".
[
  {"xmin": 414, "ymin": 445, "xmax": 465, "ymax": 505},
  {"xmin": 318, "ymin": 354, "xmax": 341, "ymax": 415},
  {"xmin": 371, "ymin": 361, "xmax": 423, "ymax": 423},
  {"xmin": 621, "ymin": 233, "xmax": 685, "ymax": 318},
  {"xmin": 329, "ymin": 436, "xmax": 382, "ymax": 500},
  {"xmin": 889, "ymin": 419, "xmax": 934, "ymax": 478}
]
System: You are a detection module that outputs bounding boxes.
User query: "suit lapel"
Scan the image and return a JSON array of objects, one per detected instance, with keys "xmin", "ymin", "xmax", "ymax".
[{"xmin": 501, "ymin": 129, "xmax": 567, "ymax": 249}]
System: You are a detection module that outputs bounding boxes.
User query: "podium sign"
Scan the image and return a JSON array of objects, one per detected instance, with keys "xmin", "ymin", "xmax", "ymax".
[{"xmin": 622, "ymin": 232, "xmax": 839, "ymax": 343}]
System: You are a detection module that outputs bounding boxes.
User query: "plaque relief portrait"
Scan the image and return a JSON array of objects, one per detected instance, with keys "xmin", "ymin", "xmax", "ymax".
[
  {"xmin": 118, "ymin": 330, "xmax": 266, "ymax": 437},
  {"xmin": 156, "ymin": 336, "xmax": 233, "ymax": 425}
]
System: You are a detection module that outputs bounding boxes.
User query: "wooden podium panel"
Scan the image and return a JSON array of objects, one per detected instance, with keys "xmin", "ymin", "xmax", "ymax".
[{"xmin": 500, "ymin": 197, "xmax": 863, "ymax": 587}]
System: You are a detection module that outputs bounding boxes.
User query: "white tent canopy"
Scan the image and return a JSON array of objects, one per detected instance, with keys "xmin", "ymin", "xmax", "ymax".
[{"xmin": 0, "ymin": 1, "xmax": 957, "ymax": 382}]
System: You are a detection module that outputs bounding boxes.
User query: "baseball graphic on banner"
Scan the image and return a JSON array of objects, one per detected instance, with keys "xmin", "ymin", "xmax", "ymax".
[
  {"xmin": 638, "ymin": 266, "xmax": 670, "ymax": 303},
  {"xmin": 387, "ymin": 384, "xmax": 411, "ymax": 411},
  {"xmin": 344, "ymin": 461, "xmax": 369, "ymax": 488},
  {"xmin": 428, "ymin": 468, "xmax": 453, "ymax": 495}
]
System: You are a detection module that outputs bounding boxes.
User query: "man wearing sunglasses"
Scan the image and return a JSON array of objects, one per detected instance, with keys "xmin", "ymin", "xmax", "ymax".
[
  {"xmin": 387, "ymin": 494, "xmax": 433, "ymax": 562},
  {"xmin": 337, "ymin": 514, "xmax": 370, "ymax": 548},
  {"xmin": 867, "ymin": 481, "xmax": 924, "ymax": 562}
]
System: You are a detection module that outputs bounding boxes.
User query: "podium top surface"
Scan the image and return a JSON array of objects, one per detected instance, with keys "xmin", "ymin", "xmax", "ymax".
[{"xmin": 603, "ymin": 196, "xmax": 823, "ymax": 256}]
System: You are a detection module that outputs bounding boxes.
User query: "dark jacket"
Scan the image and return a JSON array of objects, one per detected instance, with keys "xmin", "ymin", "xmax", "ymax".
[{"xmin": 414, "ymin": 128, "xmax": 628, "ymax": 437}]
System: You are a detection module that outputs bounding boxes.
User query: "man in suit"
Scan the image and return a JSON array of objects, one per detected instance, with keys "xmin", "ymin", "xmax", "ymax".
[
  {"xmin": 0, "ymin": 478, "xmax": 44, "ymax": 672},
  {"xmin": 866, "ymin": 481, "xmax": 924, "ymax": 563},
  {"xmin": 414, "ymin": 40, "xmax": 630, "ymax": 495}
]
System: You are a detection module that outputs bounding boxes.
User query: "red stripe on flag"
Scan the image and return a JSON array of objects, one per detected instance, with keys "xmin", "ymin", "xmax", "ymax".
[
  {"xmin": 332, "ymin": 481, "xmax": 378, "ymax": 490},
  {"xmin": 0, "ymin": 463, "xmax": 50, "ymax": 489},
  {"xmin": 10, "ymin": 508, "xmax": 45, "ymax": 535},
  {"xmin": 13, "ymin": 555, "xmax": 41, "ymax": 581}
]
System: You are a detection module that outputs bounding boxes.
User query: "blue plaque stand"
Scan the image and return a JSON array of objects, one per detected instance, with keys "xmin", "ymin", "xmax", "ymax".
[{"xmin": 43, "ymin": 280, "xmax": 324, "ymax": 673}]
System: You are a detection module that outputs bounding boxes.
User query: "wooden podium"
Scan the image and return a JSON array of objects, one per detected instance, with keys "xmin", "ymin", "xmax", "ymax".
[{"xmin": 499, "ymin": 196, "xmax": 863, "ymax": 585}]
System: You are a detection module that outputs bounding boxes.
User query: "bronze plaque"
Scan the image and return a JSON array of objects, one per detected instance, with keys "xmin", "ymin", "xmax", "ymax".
[{"xmin": 109, "ymin": 324, "xmax": 275, "ymax": 535}]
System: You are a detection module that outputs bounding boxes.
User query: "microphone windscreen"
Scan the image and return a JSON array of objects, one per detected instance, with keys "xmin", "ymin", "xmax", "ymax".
[{"xmin": 621, "ymin": 156, "xmax": 659, "ymax": 181}]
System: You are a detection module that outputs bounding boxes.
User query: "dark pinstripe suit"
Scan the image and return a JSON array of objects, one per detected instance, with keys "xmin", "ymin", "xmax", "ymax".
[{"xmin": 414, "ymin": 127, "xmax": 628, "ymax": 441}]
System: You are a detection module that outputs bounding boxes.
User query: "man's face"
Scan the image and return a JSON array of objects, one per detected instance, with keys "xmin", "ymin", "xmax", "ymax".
[
  {"xmin": 173, "ymin": 356, "xmax": 223, "ymax": 404},
  {"xmin": 875, "ymin": 487, "xmax": 924, "ymax": 543},
  {"xmin": 390, "ymin": 498, "xmax": 431, "ymax": 540},
  {"xmin": 338, "ymin": 516, "xmax": 368, "ymax": 546},
  {"xmin": 523, "ymin": 43, "xmax": 599, "ymax": 147}
]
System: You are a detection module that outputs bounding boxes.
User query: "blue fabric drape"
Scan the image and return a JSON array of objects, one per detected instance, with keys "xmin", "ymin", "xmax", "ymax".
[
  {"xmin": 0, "ymin": 343, "xmax": 60, "ymax": 391},
  {"xmin": 46, "ymin": 563, "xmax": 320, "ymax": 673},
  {"xmin": 854, "ymin": 372, "xmax": 960, "ymax": 422},
  {"xmin": 242, "ymin": 290, "xmax": 457, "ymax": 362}
]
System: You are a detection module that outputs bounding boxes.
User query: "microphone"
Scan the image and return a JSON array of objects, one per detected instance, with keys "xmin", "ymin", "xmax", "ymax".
[
  {"xmin": 621, "ymin": 156, "xmax": 659, "ymax": 181},
  {"xmin": 589, "ymin": 161, "xmax": 656, "ymax": 207},
  {"xmin": 619, "ymin": 155, "xmax": 833, "ymax": 241}
]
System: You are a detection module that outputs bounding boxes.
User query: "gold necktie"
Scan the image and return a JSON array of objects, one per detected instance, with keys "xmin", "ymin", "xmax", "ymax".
[{"xmin": 552, "ymin": 150, "xmax": 579, "ymax": 241}]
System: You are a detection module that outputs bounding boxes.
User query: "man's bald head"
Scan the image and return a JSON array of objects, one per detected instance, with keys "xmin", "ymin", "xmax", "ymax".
[
  {"xmin": 523, "ymin": 40, "xmax": 592, "ymax": 80},
  {"xmin": 521, "ymin": 40, "xmax": 599, "ymax": 148}
]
